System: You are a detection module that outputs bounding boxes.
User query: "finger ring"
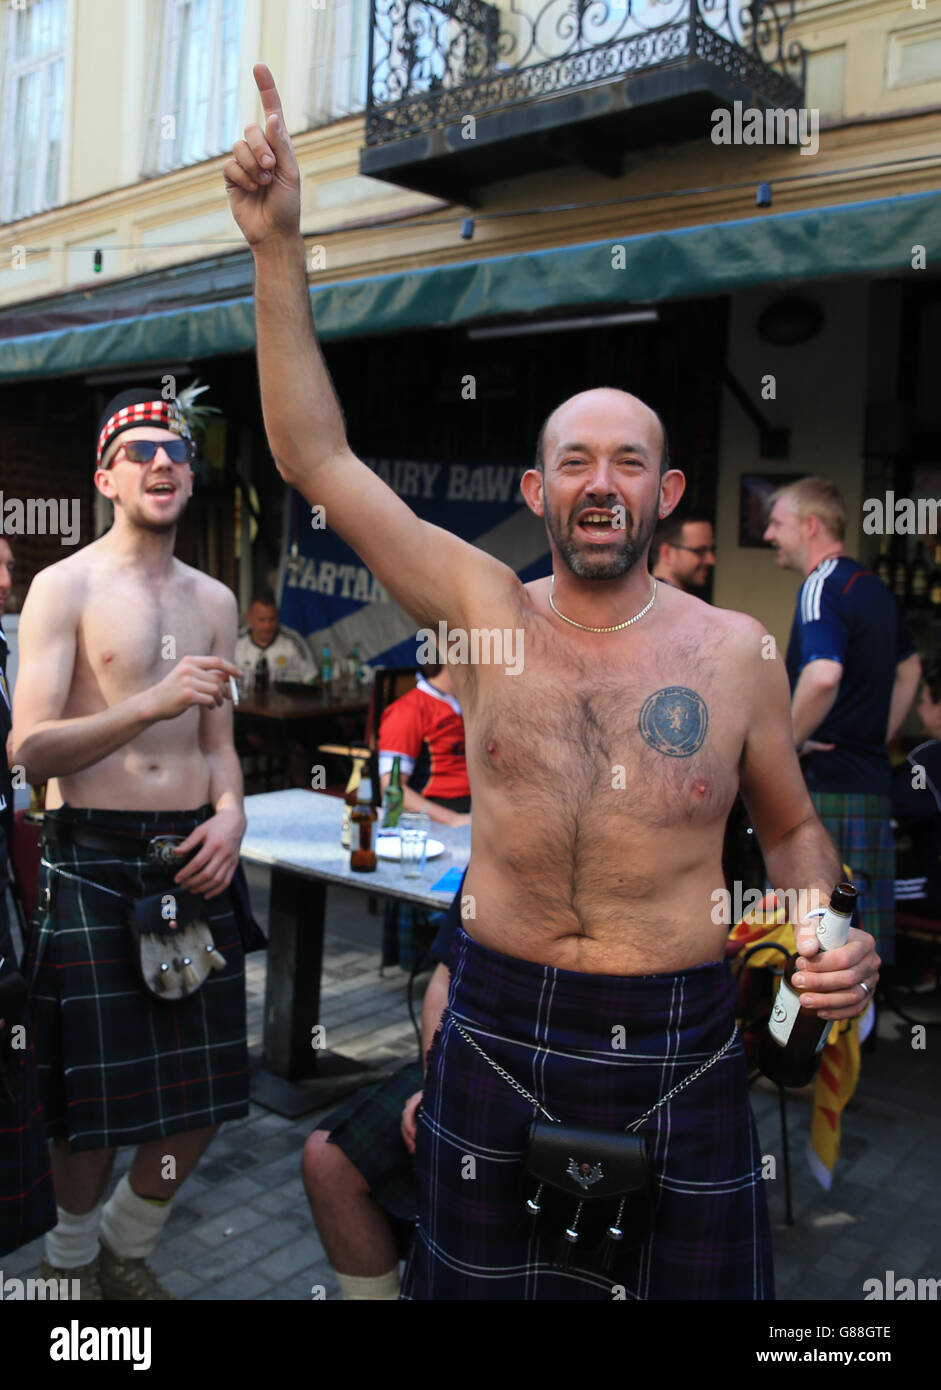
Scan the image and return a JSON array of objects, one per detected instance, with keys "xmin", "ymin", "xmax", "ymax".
[{"xmin": 859, "ymin": 981, "xmax": 870, "ymax": 997}]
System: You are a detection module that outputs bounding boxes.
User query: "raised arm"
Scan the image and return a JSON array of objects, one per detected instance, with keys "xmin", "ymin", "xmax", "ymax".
[
  {"xmin": 13, "ymin": 566, "xmax": 241, "ymax": 785},
  {"xmin": 224, "ymin": 65, "xmax": 515, "ymax": 630}
]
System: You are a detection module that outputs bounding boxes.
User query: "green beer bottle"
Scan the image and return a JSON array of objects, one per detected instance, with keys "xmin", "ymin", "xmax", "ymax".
[{"xmin": 381, "ymin": 756, "xmax": 404, "ymax": 829}]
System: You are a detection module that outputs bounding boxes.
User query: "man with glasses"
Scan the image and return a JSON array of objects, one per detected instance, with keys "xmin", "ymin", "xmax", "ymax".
[
  {"xmin": 650, "ymin": 511, "xmax": 717, "ymax": 594},
  {"xmin": 13, "ymin": 388, "xmax": 254, "ymax": 1299}
]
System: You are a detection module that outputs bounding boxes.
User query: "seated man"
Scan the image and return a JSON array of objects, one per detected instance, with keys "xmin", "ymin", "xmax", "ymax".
[
  {"xmin": 235, "ymin": 589, "xmax": 315, "ymax": 686},
  {"xmin": 378, "ymin": 659, "xmax": 469, "ymax": 970},
  {"xmin": 235, "ymin": 588, "xmax": 316, "ymax": 788},
  {"xmin": 378, "ymin": 660, "xmax": 470, "ymax": 827},
  {"xmin": 302, "ymin": 879, "xmax": 462, "ymax": 1300}
]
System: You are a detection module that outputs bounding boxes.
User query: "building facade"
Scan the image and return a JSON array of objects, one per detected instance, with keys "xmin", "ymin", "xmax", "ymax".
[{"xmin": 0, "ymin": 0, "xmax": 938, "ymax": 666}]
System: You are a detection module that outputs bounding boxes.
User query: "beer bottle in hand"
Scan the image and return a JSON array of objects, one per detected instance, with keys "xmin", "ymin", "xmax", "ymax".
[
  {"xmin": 757, "ymin": 882, "xmax": 858, "ymax": 1088},
  {"xmin": 381, "ymin": 756, "xmax": 404, "ymax": 829}
]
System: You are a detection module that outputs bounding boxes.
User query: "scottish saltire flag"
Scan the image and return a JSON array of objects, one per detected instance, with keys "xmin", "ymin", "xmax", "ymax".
[{"xmin": 277, "ymin": 458, "xmax": 550, "ymax": 666}]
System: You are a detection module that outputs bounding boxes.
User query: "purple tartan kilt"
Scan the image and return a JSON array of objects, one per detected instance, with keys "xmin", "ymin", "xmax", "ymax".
[
  {"xmin": 24, "ymin": 806, "xmax": 250, "ymax": 1152},
  {"xmin": 402, "ymin": 926, "xmax": 774, "ymax": 1301}
]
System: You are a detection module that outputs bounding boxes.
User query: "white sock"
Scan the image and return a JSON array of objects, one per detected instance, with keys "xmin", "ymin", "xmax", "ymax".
[
  {"xmin": 335, "ymin": 1268, "xmax": 401, "ymax": 1301},
  {"xmin": 99, "ymin": 1173, "xmax": 174, "ymax": 1261},
  {"xmin": 45, "ymin": 1202, "xmax": 103, "ymax": 1270}
]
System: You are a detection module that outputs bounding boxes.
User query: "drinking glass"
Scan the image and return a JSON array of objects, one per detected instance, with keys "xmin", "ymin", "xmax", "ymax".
[{"xmin": 399, "ymin": 812, "xmax": 429, "ymax": 878}]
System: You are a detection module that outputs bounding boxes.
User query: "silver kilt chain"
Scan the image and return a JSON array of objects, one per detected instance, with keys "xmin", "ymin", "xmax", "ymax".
[{"xmin": 449, "ymin": 1016, "xmax": 739, "ymax": 1130}]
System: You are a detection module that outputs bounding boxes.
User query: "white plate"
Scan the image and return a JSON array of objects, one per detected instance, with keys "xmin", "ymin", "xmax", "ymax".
[{"xmin": 375, "ymin": 833, "xmax": 445, "ymax": 862}]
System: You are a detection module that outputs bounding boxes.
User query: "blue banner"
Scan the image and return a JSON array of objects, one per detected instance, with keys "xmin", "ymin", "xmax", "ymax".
[{"xmin": 278, "ymin": 457, "xmax": 550, "ymax": 668}]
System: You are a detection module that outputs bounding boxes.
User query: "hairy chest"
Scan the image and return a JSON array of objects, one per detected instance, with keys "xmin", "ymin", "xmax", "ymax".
[{"xmin": 468, "ymin": 650, "xmax": 744, "ymax": 828}]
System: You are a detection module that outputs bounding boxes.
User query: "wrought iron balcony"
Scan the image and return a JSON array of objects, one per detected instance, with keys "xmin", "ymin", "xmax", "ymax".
[{"xmin": 361, "ymin": 0, "xmax": 806, "ymax": 200}]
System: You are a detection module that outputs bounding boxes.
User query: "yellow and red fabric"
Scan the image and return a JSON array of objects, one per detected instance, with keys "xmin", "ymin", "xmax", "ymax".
[{"xmin": 728, "ymin": 887, "xmax": 872, "ymax": 1190}]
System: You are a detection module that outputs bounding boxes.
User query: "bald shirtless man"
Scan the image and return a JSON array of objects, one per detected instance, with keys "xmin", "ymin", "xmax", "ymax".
[
  {"xmin": 13, "ymin": 389, "xmax": 250, "ymax": 1300},
  {"xmin": 226, "ymin": 66, "xmax": 880, "ymax": 1301}
]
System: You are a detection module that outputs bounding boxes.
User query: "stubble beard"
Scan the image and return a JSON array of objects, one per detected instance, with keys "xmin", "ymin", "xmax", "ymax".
[
  {"xmin": 546, "ymin": 493, "xmax": 660, "ymax": 581},
  {"xmin": 123, "ymin": 495, "xmax": 188, "ymax": 536}
]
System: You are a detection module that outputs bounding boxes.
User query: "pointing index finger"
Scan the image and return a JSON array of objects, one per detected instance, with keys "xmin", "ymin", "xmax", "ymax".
[{"xmin": 253, "ymin": 63, "xmax": 284, "ymax": 126}]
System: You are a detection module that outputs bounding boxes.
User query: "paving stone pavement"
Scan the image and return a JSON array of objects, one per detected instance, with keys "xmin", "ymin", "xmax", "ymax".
[{"xmin": 9, "ymin": 868, "xmax": 941, "ymax": 1302}]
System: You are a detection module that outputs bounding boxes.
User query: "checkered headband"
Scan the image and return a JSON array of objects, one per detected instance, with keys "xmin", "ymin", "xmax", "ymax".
[{"xmin": 96, "ymin": 395, "xmax": 193, "ymax": 469}]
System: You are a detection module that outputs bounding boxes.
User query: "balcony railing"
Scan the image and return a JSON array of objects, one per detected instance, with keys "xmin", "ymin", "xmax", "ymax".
[{"xmin": 365, "ymin": 0, "xmax": 806, "ymax": 148}]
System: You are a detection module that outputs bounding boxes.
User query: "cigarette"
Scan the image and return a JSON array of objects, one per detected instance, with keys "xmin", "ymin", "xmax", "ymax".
[{"xmin": 229, "ymin": 677, "xmax": 240, "ymax": 707}]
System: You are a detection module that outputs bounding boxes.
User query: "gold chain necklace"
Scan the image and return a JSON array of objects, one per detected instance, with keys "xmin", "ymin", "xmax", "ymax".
[{"xmin": 548, "ymin": 580, "xmax": 658, "ymax": 633}]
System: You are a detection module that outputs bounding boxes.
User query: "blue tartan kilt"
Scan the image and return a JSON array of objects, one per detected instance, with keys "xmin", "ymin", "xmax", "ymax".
[
  {"xmin": 0, "ymin": 908, "xmax": 56, "ymax": 1256},
  {"xmin": 24, "ymin": 805, "xmax": 251, "ymax": 1152},
  {"xmin": 402, "ymin": 926, "xmax": 774, "ymax": 1301}
]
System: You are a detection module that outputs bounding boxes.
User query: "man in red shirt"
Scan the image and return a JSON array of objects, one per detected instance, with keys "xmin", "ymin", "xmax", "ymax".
[{"xmin": 378, "ymin": 662, "xmax": 470, "ymax": 828}]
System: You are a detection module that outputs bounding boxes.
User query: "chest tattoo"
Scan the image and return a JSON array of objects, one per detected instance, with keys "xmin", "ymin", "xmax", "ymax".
[{"xmin": 638, "ymin": 686, "xmax": 709, "ymax": 758}]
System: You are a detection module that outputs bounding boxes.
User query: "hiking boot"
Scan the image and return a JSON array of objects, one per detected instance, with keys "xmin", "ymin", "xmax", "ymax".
[
  {"xmin": 99, "ymin": 1243, "xmax": 178, "ymax": 1300},
  {"xmin": 39, "ymin": 1253, "xmax": 104, "ymax": 1300}
]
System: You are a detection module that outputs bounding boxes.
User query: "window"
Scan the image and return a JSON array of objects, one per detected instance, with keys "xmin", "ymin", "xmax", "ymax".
[
  {"xmin": 1, "ymin": 0, "xmax": 66, "ymax": 222},
  {"xmin": 143, "ymin": 0, "xmax": 243, "ymax": 174},
  {"xmin": 308, "ymin": 0, "xmax": 368, "ymax": 126}
]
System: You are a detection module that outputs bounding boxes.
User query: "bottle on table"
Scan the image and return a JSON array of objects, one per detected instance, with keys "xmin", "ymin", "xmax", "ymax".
[
  {"xmin": 910, "ymin": 543, "xmax": 929, "ymax": 610},
  {"xmin": 929, "ymin": 544, "xmax": 941, "ymax": 612},
  {"xmin": 381, "ymin": 755, "xmax": 404, "ymax": 829},
  {"xmin": 254, "ymin": 652, "xmax": 269, "ymax": 696},
  {"xmin": 341, "ymin": 753, "xmax": 368, "ymax": 850},
  {"xmin": 350, "ymin": 776, "xmax": 378, "ymax": 873},
  {"xmin": 874, "ymin": 538, "xmax": 892, "ymax": 589},
  {"xmin": 348, "ymin": 645, "xmax": 362, "ymax": 695},
  {"xmin": 892, "ymin": 544, "xmax": 909, "ymax": 606},
  {"xmin": 757, "ymin": 881, "xmax": 858, "ymax": 1088},
  {"xmin": 320, "ymin": 645, "xmax": 333, "ymax": 700}
]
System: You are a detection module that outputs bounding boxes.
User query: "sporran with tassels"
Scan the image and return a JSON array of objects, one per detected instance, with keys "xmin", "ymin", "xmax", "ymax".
[{"xmin": 450, "ymin": 1016, "xmax": 738, "ymax": 1271}]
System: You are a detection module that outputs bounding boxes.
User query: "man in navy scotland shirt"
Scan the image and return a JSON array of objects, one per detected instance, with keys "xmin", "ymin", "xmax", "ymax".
[{"xmin": 764, "ymin": 477, "xmax": 921, "ymax": 964}]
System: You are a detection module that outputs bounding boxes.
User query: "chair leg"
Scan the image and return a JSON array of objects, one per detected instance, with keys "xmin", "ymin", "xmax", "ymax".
[
  {"xmin": 778, "ymin": 1085, "xmax": 794, "ymax": 1226},
  {"xmin": 406, "ymin": 958, "xmax": 423, "ymax": 1056},
  {"xmin": 878, "ymin": 977, "xmax": 941, "ymax": 1029}
]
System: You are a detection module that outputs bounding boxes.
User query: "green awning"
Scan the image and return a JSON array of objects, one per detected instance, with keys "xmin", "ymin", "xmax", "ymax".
[{"xmin": 1, "ymin": 189, "xmax": 937, "ymax": 382}]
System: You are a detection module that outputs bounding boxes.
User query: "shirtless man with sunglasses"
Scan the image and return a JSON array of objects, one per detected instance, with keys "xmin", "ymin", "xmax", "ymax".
[{"xmin": 13, "ymin": 389, "xmax": 247, "ymax": 1300}]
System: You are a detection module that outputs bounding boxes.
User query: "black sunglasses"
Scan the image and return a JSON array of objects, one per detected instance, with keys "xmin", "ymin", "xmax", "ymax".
[{"xmin": 113, "ymin": 439, "xmax": 196, "ymax": 465}]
